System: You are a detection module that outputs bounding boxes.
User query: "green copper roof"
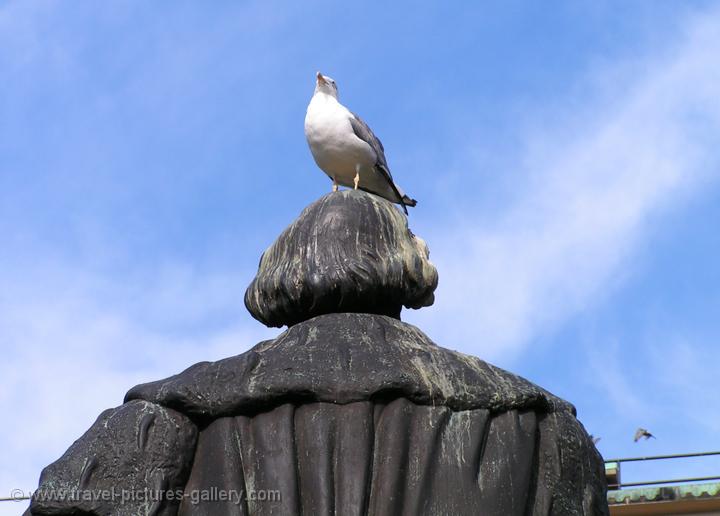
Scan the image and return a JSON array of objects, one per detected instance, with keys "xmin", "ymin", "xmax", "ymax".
[{"xmin": 608, "ymin": 482, "xmax": 720, "ymax": 504}]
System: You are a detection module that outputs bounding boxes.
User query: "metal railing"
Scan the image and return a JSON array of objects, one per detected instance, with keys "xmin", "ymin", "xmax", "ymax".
[{"xmin": 605, "ymin": 450, "xmax": 720, "ymax": 489}]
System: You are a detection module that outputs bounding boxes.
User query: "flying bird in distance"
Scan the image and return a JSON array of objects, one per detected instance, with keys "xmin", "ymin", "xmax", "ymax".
[
  {"xmin": 304, "ymin": 72, "xmax": 417, "ymax": 214},
  {"xmin": 634, "ymin": 428, "xmax": 656, "ymax": 442}
]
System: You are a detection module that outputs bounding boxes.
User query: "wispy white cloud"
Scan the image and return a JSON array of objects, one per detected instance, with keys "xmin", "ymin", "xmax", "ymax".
[
  {"xmin": 406, "ymin": 7, "xmax": 720, "ymax": 363},
  {"xmin": 649, "ymin": 336, "xmax": 720, "ymax": 434},
  {"xmin": 584, "ymin": 338, "xmax": 651, "ymax": 421}
]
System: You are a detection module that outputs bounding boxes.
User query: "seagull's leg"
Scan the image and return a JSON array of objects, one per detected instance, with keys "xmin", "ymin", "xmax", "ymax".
[
  {"xmin": 354, "ymin": 164, "xmax": 361, "ymax": 190},
  {"xmin": 332, "ymin": 178, "xmax": 338, "ymax": 192}
]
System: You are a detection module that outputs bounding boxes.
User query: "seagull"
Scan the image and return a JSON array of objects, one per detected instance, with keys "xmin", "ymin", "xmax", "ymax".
[
  {"xmin": 304, "ymin": 72, "xmax": 417, "ymax": 214},
  {"xmin": 634, "ymin": 428, "xmax": 656, "ymax": 442},
  {"xmin": 590, "ymin": 435, "xmax": 601, "ymax": 445}
]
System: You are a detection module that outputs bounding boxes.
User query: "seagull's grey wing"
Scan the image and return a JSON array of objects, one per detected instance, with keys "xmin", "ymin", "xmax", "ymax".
[
  {"xmin": 349, "ymin": 112, "xmax": 408, "ymax": 213},
  {"xmin": 348, "ymin": 112, "xmax": 390, "ymax": 171}
]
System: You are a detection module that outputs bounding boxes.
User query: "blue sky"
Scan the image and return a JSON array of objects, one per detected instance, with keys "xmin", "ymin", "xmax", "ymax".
[{"xmin": 2, "ymin": 1, "xmax": 720, "ymax": 511}]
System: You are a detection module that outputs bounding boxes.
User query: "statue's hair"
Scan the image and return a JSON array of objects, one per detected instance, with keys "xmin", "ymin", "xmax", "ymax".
[{"xmin": 245, "ymin": 190, "xmax": 438, "ymax": 327}]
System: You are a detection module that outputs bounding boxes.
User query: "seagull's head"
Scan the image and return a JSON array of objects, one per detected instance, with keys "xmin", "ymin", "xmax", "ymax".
[{"xmin": 315, "ymin": 72, "xmax": 338, "ymax": 98}]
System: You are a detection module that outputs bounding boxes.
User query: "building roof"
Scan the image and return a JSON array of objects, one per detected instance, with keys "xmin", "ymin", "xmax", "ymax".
[{"xmin": 608, "ymin": 481, "xmax": 720, "ymax": 515}]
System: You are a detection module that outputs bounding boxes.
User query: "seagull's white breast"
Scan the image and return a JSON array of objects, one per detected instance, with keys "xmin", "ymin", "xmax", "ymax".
[{"xmin": 304, "ymin": 94, "xmax": 376, "ymax": 185}]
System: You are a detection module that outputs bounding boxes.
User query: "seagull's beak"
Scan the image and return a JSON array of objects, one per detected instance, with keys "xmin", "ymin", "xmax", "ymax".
[{"xmin": 316, "ymin": 71, "xmax": 326, "ymax": 85}]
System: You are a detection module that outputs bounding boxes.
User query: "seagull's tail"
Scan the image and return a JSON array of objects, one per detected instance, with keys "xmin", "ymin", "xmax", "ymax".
[
  {"xmin": 402, "ymin": 195, "xmax": 417, "ymax": 208},
  {"xmin": 396, "ymin": 194, "xmax": 416, "ymax": 215}
]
